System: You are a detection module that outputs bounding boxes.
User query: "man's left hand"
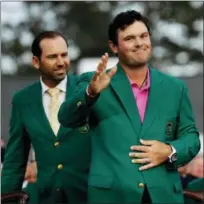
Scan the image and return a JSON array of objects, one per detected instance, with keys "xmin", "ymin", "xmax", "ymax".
[
  {"xmin": 129, "ymin": 139, "xmax": 172, "ymax": 171},
  {"xmin": 24, "ymin": 162, "xmax": 37, "ymax": 183}
]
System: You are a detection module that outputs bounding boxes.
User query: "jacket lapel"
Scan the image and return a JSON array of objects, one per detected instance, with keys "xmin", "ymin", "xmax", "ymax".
[
  {"xmin": 57, "ymin": 74, "xmax": 77, "ymax": 138},
  {"xmin": 139, "ymin": 68, "xmax": 164, "ymax": 138},
  {"xmin": 110, "ymin": 64, "xmax": 142, "ymax": 136},
  {"xmin": 29, "ymin": 82, "xmax": 56, "ymax": 139}
]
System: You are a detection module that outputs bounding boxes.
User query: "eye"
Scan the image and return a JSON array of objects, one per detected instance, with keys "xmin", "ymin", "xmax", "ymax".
[
  {"xmin": 62, "ymin": 53, "xmax": 68, "ymax": 57},
  {"xmin": 47, "ymin": 55, "xmax": 56, "ymax": 59},
  {"xmin": 125, "ymin": 37, "xmax": 134, "ymax": 41},
  {"xmin": 141, "ymin": 33, "xmax": 149, "ymax": 38}
]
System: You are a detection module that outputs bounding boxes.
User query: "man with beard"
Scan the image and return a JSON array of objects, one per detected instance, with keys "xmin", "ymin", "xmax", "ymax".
[
  {"xmin": 1, "ymin": 31, "xmax": 90, "ymax": 204},
  {"xmin": 58, "ymin": 11, "xmax": 200, "ymax": 204}
]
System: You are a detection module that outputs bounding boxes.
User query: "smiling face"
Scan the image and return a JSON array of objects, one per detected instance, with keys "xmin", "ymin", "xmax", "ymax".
[
  {"xmin": 32, "ymin": 36, "xmax": 70, "ymax": 87},
  {"xmin": 109, "ymin": 20, "xmax": 152, "ymax": 69}
]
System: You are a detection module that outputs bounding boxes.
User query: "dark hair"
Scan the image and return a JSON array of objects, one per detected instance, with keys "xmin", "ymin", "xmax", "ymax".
[
  {"xmin": 108, "ymin": 10, "xmax": 151, "ymax": 45},
  {"xmin": 31, "ymin": 31, "xmax": 68, "ymax": 59}
]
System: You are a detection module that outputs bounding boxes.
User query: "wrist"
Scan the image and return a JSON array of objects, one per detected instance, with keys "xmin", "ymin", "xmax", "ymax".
[
  {"xmin": 86, "ymin": 85, "xmax": 98, "ymax": 98},
  {"xmin": 168, "ymin": 145, "xmax": 177, "ymax": 163},
  {"xmin": 166, "ymin": 144, "xmax": 173, "ymax": 157}
]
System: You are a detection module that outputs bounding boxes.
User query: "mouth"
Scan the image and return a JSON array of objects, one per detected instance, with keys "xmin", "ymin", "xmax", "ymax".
[
  {"xmin": 132, "ymin": 49, "xmax": 146, "ymax": 53},
  {"xmin": 54, "ymin": 68, "xmax": 66, "ymax": 74}
]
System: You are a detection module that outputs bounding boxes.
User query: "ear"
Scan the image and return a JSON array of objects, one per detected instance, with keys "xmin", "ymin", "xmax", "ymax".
[
  {"xmin": 32, "ymin": 56, "xmax": 40, "ymax": 70},
  {"xmin": 108, "ymin": 41, "xmax": 118, "ymax": 55}
]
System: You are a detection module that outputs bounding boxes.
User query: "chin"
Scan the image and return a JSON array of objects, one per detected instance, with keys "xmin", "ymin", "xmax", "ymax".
[
  {"xmin": 128, "ymin": 61, "xmax": 147, "ymax": 68},
  {"xmin": 55, "ymin": 75, "xmax": 66, "ymax": 81}
]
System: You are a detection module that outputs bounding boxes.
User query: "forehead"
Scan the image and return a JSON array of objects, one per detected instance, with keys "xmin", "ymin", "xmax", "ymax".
[
  {"xmin": 118, "ymin": 21, "xmax": 148, "ymax": 37},
  {"xmin": 40, "ymin": 36, "xmax": 68, "ymax": 55}
]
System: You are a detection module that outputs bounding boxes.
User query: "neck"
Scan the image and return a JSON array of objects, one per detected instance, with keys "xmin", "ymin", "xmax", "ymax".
[
  {"xmin": 41, "ymin": 77, "xmax": 60, "ymax": 88},
  {"xmin": 120, "ymin": 62, "xmax": 148, "ymax": 84}
]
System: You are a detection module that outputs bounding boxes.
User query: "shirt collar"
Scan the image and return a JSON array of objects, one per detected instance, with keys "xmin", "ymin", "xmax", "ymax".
[
  {"xmin": 40, "ymin": 75, "xmax": 67, "ymax": 94},
  {"xmin": 128, "ymin": 68, "xmax": 150, "ymax": 90}
]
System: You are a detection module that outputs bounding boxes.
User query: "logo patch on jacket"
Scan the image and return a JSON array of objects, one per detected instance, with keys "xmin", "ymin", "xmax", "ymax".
[
  {"xmin": 79, "ymin": 124, "xmax": 89, "ymax": 133},
  {"xmin": 165, "ymin": 121, "xmax": 174, "ymax": 135}
]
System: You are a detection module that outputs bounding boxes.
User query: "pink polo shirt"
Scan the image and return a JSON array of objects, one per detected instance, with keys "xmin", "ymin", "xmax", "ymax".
[{"xmin": 129, "ymin": 69, "xmax": 150, "ymax": 122}]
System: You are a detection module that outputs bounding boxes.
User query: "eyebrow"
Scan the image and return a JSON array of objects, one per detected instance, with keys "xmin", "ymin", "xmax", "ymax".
[
  {"xmin": 46, "ymin": 52, "xmax": 68, "ymax": 57},
  {"xmin": 123, "ymin": 31, "xmax": 149, "ymax": 39}
]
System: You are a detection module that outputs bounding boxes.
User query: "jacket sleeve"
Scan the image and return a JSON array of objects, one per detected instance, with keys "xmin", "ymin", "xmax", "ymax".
[
  {"xmin": 1, "ymin": 94, "xmax": 31, "ymax": 193},
  {"xmin": 58, "ymin": 72, "xmax": 99, "ymax": 128},
  {"xmin": 167, "ymin": 82, "xmax": 200, "ymax": 169}
]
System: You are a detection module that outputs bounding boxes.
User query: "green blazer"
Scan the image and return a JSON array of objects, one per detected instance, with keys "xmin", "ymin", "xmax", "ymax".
[
  {"xmin": 1, "ymin": 74, "xmax": 91, "ymax": 204},
  {"xmin": 59, "ymin": 65, "xmax": 200, "ymax": 204}
]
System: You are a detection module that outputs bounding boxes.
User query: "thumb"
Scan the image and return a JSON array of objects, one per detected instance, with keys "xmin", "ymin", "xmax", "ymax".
[{"xmin": 107, "ymin": 66, "xmax": 117, "ymax": 78}]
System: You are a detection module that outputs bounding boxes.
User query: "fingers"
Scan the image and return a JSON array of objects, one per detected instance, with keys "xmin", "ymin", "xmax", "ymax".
[
  {"xmin": 139, "ymin": 162, "xmax": 155, "ymax": 171},
  {"xmin": 92, "ymin": 61, "xmax": 103, "ymax": 81},
  {"xmin": 92, "ymin": 53, "xmax": 109, "ymax": 81},
  {"xmin": 108, "ymin": 66, "xmax": 117, "ymax": 78},
  {"xmin": 129, "ymin": 152, "xmax": 147, "ymax": 158},
  {"xmin": 140, "ymin": 139, "xmax": 155, "ymax": 146},
  {"xmin": 102, "ymin": 53, "xmax": 108, "ymax": 72},
  {"xmin": 28, "ymin": 178, "xmax": 37, "ymax": 183},
  {"xmin": 97, "ymin": 53, "xmax": 108, "ymax": 73},
  {"xmin": 25, "ymin": 171, "xmax": 37, "ymax": 183},
  {"xmin": 131, "ymin": 145, "xmax": 150, "ymax": 152},
  {"xmin": 129, "ymin": 151, "xmax": 151, "ymax": 165},
  {"xmin": 132, "ymin": 158, "xmax": 152, "ymax": 164}
]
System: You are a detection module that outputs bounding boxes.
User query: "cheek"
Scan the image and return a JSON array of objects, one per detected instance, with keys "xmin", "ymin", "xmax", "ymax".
[
  {"xmin": 64, "ymin": 59, "xmax": 70, "ymax": 67},
  {"xmin": 119, "ymin": 43, "xmax": 132, "ymax": 53},
  {"xmin": 145, "ymin": 40, "xmax": 152, "ymax": 49},
  {"xmin": 41, "ymin": 59, "xmax": 53, "ymax": 66}
]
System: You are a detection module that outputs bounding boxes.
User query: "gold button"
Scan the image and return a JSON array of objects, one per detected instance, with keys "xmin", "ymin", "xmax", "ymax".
[
  {"xmin": 138, "ymin": 183, "xmax": 145, "ymax": 188},
  {"xmin": 77, "ymin": 101, "xmax": 82, "ymax": 107},
  {"xmin": 57, "ymin": 164, "xmax": 63, "ymax": 170},
  {"xmin": 54, "ymin": 142, "xmax": 60, "ymax": 147}
]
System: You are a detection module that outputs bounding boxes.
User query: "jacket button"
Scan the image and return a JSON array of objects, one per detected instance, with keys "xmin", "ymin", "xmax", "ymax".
[
  {"xmin": 77, "ymin": 101, "xmax": 82, "ymax": 107},
  {"xmin": 57, "ymin": 164, "xmax": 63, "ymax": 170},
  {"xmin": 138, "ymin": 183, "xmax": 145, "ymax": 188},
  {"xmin": 54, "ymin": 142, "xmax": 60, "ymax": 147}
]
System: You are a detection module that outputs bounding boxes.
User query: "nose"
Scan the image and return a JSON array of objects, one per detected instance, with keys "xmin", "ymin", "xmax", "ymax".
[
  {"xmin": 56, "ymin": 57, "xmax": 64, "ymax": 66},
  {"xmin": 134, "ymin": 37, "xmax": 142, "ymax": 47}
]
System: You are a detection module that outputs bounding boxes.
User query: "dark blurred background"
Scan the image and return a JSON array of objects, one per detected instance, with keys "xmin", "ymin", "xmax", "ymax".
[{"xmin": 1, "ymin": 2, "xmax": 203, "ymax": 151}]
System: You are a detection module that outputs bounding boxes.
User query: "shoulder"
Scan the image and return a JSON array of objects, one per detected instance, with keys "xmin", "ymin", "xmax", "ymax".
[
  {"xmin": 68, "ymin": 72, "xmax": 79, "ymax": 81},
  {"xmin": 78, "ymin": 71, "xmax": 95, "ymax": 82},
  {"xmin": 150, "ymin": 67, "xmax": 186, "ymax": 89},
  {"xmin": 12, "ymin": 81, "xmax": 40, "ymax": 105}
]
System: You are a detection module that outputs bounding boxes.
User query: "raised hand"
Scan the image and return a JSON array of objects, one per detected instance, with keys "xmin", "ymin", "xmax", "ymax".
[{"xmin": 87, "ymin": 53, "xmax": 117, "ymax": 97}]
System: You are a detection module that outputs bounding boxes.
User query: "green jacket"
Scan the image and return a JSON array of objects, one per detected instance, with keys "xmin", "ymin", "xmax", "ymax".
[
  {"xmin": 1, "ymin": 74, "xmax": 91, "ymax": 204},
  {"xmin": 59, "ymin": 65, "xmax": 200, "ymax": 204}
]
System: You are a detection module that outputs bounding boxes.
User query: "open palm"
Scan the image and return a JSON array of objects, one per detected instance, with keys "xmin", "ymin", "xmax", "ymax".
[{"xmin": 88, "ymin": 53, "xmax": 117, "ymax": 96}]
